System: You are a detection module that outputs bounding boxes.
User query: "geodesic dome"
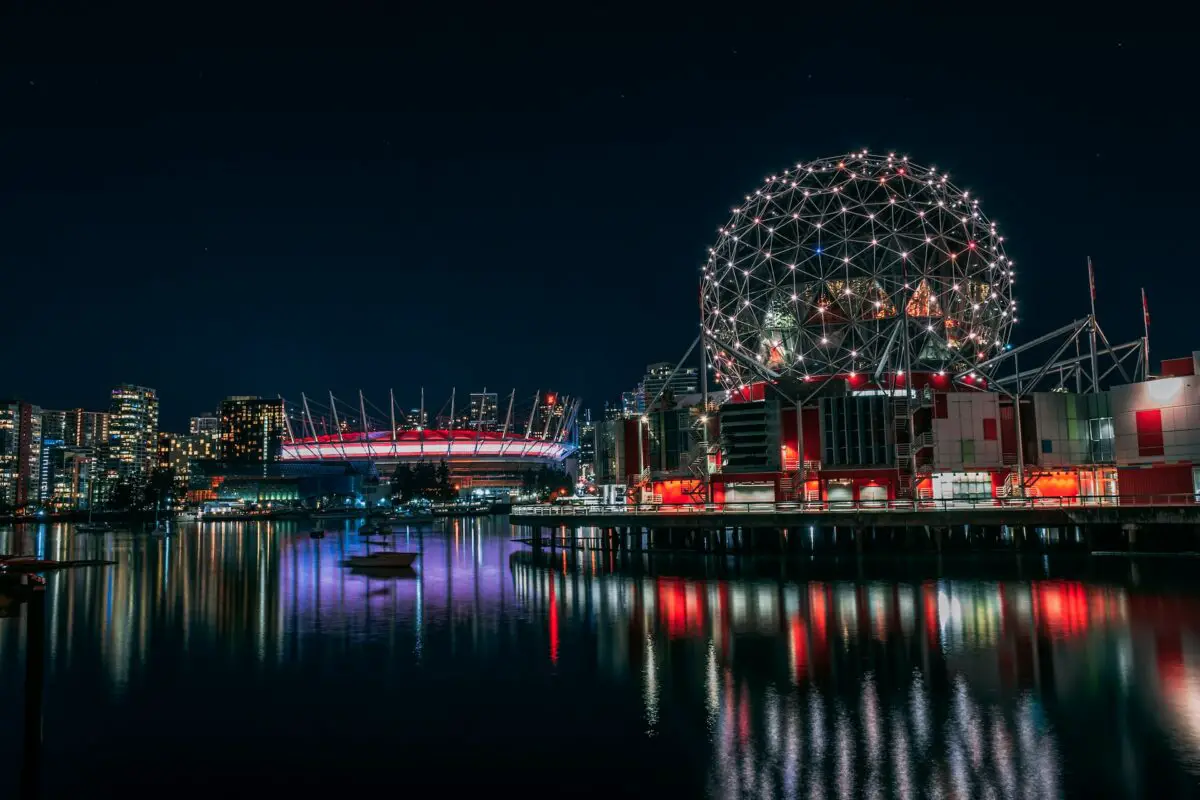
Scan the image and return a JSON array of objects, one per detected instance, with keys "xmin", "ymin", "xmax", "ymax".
[{"xmin": 701, "ymin": 151, "xmax": 1017, "ymax": 389}]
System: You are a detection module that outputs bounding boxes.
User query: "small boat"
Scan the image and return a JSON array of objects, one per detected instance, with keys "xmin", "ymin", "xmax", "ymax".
[
  {"xmin": 309, "ymin": 528, "xmax": 326, "ymax": 539},
  {"xmin": 376, "ymin": 524, "xmax": 393, "ymax": 535},
  {"xmin": 149, "ymin": 525, "xmax": 168, "ymax": 537},
  {"xmin": 76, "ymin": 522, "xmax": 113, "ymax": 534},
  {"xmin": 345, "ymin": 551, "xmax": 418, "ymax": 569}
]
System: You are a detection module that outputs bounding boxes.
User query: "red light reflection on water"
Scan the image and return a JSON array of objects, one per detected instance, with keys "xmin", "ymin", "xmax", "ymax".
[{"xmin": 548, "ymin": 574, "xmax": 559, "ymax": 665}]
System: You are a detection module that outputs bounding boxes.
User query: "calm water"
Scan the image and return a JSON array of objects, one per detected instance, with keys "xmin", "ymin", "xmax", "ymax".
[{"xmin": 3, "ymin": 518, "xmax": 1200, "ymax": 797}]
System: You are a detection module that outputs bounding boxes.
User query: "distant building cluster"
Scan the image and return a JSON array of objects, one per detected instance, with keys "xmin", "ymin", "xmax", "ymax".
[
  {"xmin": 0, "ymin": 385, "xmax": 290, "ymax": 515},
  {"xmin": 613, "ymin": 363, "xmax": 700, "ymax": 419}
]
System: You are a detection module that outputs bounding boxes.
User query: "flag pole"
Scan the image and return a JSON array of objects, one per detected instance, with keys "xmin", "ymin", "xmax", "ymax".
[
  {"xmin": 1087, "ymin": 257, "xmax": 1100, "ymax": 392},
  {"xmin": 1142, "ymin": 287, "xmax": 1151, "ymax": 380}
]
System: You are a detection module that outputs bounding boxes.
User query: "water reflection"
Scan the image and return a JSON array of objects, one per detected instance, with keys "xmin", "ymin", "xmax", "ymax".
[
  {"xmin": 1, "ymin": 519, "xmax": 1200, "ymax": 796},
  {"xmin": 509, "ymin": 550, "xmax": 1200, "ymax": 798}
]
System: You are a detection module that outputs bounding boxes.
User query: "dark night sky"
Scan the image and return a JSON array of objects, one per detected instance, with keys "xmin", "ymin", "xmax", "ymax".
[{"xmin": 1, "ymin": 10, "xmax": 1195, "ymax": 430}]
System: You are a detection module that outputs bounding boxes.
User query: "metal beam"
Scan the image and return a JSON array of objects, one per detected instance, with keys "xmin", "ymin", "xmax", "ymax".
[
  {"xmin": 954, "ymin": 318, "xmax": 1090, "ymax": 380},
  {"xmin": 1093, "ymin": 320, "xmax": 1133, "ymax": 386}
]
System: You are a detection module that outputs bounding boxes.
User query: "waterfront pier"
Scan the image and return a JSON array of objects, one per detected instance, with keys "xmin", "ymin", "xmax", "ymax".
[{"xmin": 511, "ymin": 496, "xmax": 1200, "ymax": 555}]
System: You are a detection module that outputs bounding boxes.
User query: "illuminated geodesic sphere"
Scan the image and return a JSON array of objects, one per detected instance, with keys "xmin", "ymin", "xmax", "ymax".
[{"xmin": 701, "ymin": 151, "xmax": 1017, "ymax": 389}]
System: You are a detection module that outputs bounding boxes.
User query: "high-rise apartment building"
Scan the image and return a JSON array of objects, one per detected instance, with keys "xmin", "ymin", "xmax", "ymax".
[
  {"xmin": 43, "ymin": 408, "xmax": 109, "ymax": 448},
  {"xmin": 468, "ymin": 392, "xmax": 499, "ymax": 430},
  {"xmin": 41, "ymin": 410, "xmax": 68, "ymax": 443},
  {"xmin": 404, "ymin": 408, "xmax": 428, "ymax": 431},
  {"xmin": 529, "ymin": 393, "xmax": 566, "ymax": 440},
  {"xmin": 46, "ymin": 447, "xmax": 92, "ymax": 510},
  {"xmin": 73, "ymin": 410, "xmax": 109, "ymax": 448},
  {"xmin": 101, "ymin": 384, "xmax": 160, "ymax": 491},
  {"xmin": 620, "ymin": 389, "xmax": 644, "ymax": 418},
  {"xmin": 39, "ymin": 435, "xmax": 65, "ymax": 502},
  {"xmin": 189, "ymin": 413, "xmax": 220, "ymax": 436},
  {"xmin": 641, "ymin": 362, "xmax": 700, "ymax": 410},
  {"xmin": 578, "ymin": 410, "xmax": 596, "ymax": 483},
  {"xmin": 0, "ymin": 400, "xmax": 43, "ymax": 509},
  {"xmin": 158, "ymin": 430, "xmax": 218, "ymax": 493},
  {"xmin": 219, "ymin": 396, "xmax": 285, "ymax": 470}
]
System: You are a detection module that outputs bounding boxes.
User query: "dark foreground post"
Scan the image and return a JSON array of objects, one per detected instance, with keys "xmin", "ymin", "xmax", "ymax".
[{"xmin": 21, "ymin": 586, "xmax": 45, "ymax": 800}]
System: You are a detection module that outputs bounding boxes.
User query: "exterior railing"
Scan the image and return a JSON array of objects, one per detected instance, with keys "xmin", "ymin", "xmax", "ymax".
[{"xmin": 512, "ymin": 494, "xmax": 1200, "ymax": 517}]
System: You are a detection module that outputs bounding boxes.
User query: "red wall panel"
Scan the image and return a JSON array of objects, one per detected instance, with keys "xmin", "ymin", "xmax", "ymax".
[
  {"xmin": 1161, "ymin": 357, "xmax": 1195, "ymax": 377},
  {"xmin": 1117, "ymin": 464, "xmax": 1193, "ymax": 503},
  {"xmin": 1136, "ymin": 409, "xmax": 1165, "ymax": 457}
]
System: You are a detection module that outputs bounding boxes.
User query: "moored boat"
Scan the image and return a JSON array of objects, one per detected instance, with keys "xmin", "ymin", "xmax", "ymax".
[{"xmin": 345, "ymin": 551, "xmax": 418, "ymax": 569}]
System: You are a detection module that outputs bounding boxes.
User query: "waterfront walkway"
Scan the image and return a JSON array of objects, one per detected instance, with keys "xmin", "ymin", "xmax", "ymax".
[
  {"xmin": 512, "ymin": 495, "xmax": 1200, "ymax": 529},
  {"xmin": 510, "ymin": 495, "xmax": 1200, "ymax": 554}
]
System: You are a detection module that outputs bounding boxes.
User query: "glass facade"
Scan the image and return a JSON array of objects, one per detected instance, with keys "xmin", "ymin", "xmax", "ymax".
[
  {"xmin": 0, "ymin": 401, "xmax": 43, "ymax": 508},
  {"xmin": 97, "ymin": 385, "xmax": 160, "ymax": 499},
  {"xmin": 219, "ymin": 397, "xmax": 285, "ymax": 470}
]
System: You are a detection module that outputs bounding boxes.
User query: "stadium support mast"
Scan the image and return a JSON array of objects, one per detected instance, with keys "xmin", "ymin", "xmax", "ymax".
[
  {"xmin": 501, "ymin": 390, "xmax": 515, "ymax": 439},
  {"xmin": 301, "ymin": 393, "xmax": 318, "ymax": 441},
  {"xmin": 525, "ymin": 391, "xmax": 539, "ymax": 439},
  {"xmin": 329, "ymin": 392, "xmax": 343, "ymax": 441},
  {"xmin": 389, "ymin": 389, "xmax": 397, "ymax": 441}
]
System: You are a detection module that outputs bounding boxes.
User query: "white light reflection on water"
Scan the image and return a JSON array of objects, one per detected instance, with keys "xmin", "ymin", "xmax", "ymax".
[
  {"xmin": 9, "ymin": 522, "xmax": 1200, "ymax": 796},
  {"xmin": 642, "ymin": 633, "xmax": 659, "ymax": 734}
]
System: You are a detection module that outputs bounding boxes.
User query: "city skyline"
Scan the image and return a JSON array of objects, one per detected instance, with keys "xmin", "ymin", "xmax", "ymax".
[{"xmin": 2, "ymin": 27, "xmax": 1192, "ymax": 431}]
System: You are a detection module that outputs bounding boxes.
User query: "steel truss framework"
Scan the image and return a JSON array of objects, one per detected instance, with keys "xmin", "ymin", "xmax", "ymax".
[
  {"xmin": 702, "ymin": 151, "xmax": 1018, "ymax": 391},
  {"xmin": 704, "ymin": 308, "xmax": 1148, "ymax": 498},
  {"xmin": 277, "ymin": 389, "xmax": 580, "ymax": 465}
]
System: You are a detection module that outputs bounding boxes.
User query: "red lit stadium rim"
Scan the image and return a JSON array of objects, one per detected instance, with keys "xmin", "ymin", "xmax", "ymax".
[{"xmin": 282, "ymin": 429, "xmax": 575, "ymax": 462}]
